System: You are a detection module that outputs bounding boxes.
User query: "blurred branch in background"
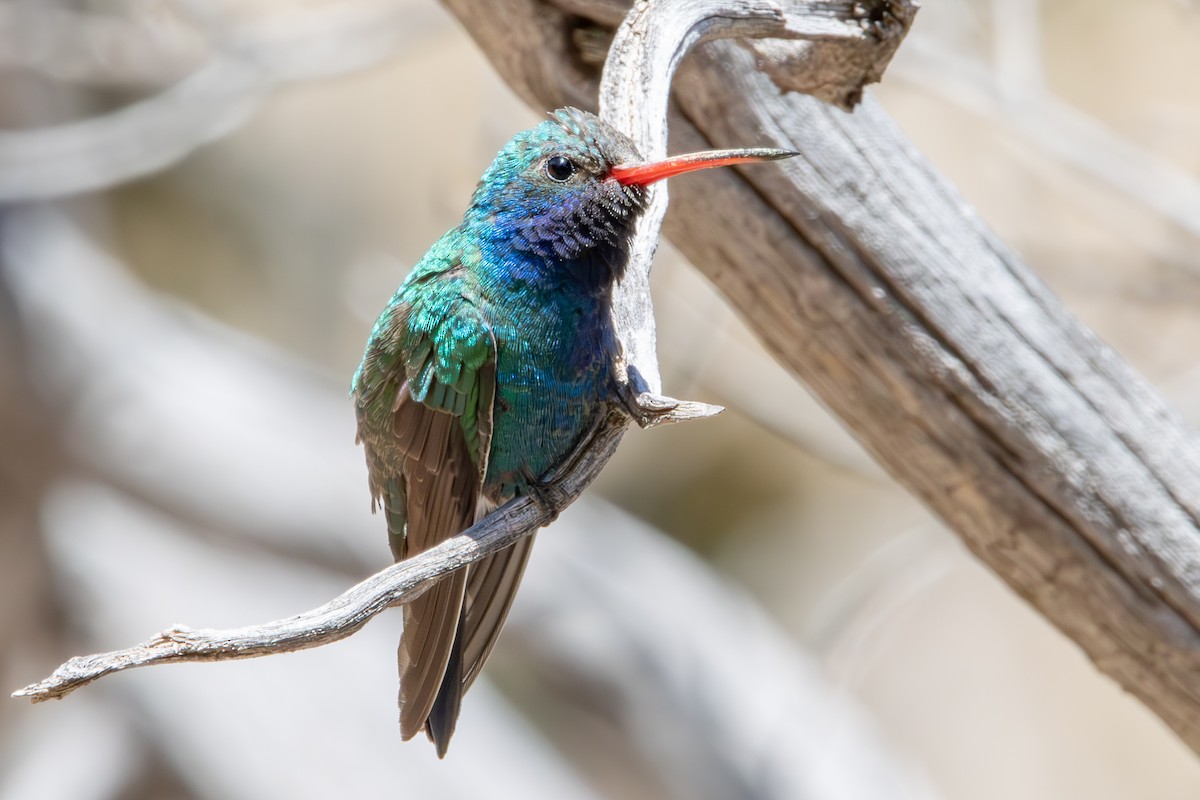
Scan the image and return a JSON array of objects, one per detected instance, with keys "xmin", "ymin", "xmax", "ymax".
[
  {"xmin": 896, "ymin": 38, "xmax": 1200, "ymax": 264},
  {"xmin": 0, "ymin": 2, "xmax": 210, "ymax": 89},
  {"xmin": 0, "ymin": 0, "xmax": 448, "ymax": 200}
]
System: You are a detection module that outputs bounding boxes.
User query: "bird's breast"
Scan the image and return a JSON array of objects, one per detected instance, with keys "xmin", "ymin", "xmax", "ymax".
[{"xmin": 483, "ymin": 291, "xmax": 615, "ymax": 499}]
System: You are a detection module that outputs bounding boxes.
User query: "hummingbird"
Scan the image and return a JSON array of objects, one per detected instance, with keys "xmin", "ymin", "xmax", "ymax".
[{"xmin": 352, "ymin": 107, "xmax": 794, "ymax": 756}]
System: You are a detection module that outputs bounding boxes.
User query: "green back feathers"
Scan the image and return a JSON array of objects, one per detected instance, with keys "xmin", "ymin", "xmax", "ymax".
[{"xmin": 353, "ymin": 235, "xmax": 494, "ymax": 469}]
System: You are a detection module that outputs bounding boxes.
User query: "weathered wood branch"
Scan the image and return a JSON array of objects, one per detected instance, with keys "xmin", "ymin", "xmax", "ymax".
[
  {"xmin": 13, "ymin": 0, "xmax": 901, "ymax": 704},
  {"xmin": 443, "ymin": 0, "xmax": 1200, "ymax": 754}
]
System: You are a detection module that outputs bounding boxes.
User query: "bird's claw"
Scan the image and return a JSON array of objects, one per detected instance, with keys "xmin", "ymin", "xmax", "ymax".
[{"xmin": 522, "ymin": 471, "xmax": 567, "ymax": 524}]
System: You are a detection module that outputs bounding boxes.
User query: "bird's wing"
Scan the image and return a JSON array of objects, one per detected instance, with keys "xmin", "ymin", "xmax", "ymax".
[{"xmin": 353, "ymin": 261, "xmax": 496, "ymax": 751}]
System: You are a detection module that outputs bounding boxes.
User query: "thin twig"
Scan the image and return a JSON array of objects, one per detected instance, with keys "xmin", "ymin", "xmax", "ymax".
[
  {"xmin": 12, "ymin": 411, "xmax": 615, "ymax": 703},
  {"xmin": 11, "ymin": 498, "xmax": 529, "ymax": 702}
]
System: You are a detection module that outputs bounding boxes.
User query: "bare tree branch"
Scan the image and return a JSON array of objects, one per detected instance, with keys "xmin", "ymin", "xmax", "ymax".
[
  {"xmin": 12, "ymin": 0, "xmax": 905, "ymax": 708},
  {"xmin": 441, "ymin": 0, "xmax": 1200, "ymax": 755},
  {"xmin": 11, "ymin": 417, "xmax": 597, "ymax": 703}
]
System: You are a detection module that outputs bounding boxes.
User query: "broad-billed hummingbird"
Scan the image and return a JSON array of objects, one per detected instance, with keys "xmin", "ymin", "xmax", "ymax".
[{"xmin": 353, "ymin": 107, "xmax": 794, "ymax": 756}]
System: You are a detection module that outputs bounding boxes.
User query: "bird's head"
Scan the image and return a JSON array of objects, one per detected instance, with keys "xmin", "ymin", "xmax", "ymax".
[{"xmin": 468, "ymin": 108, "xmax": 795, "ymax": 264}]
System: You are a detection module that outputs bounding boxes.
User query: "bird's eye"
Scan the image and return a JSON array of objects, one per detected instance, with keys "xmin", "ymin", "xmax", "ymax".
[{"xmin": 545, "ymin": 156, "xmax": 575, "ymax": 182}]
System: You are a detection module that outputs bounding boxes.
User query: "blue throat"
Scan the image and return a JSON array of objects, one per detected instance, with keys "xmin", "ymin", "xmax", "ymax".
[{"xmin": 464, "ymin": 209, "xmax": 632, "ymax": 301}]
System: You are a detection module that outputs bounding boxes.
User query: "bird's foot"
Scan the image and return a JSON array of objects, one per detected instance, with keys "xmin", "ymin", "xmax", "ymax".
[{"xmin": 521, "ymin": 470, "xmax": 567, "ymax": 524}]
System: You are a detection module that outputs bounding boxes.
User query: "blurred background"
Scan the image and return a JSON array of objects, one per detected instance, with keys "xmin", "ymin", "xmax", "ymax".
[{"xmin": 2, "ymin": 0, "xmax": 1200, "ymax": 798}]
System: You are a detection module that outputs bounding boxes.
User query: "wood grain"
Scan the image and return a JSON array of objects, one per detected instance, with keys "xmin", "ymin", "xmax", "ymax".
[{"xmin": 443, "ymin": 0, "xmax": 1200, "ymax": 753}]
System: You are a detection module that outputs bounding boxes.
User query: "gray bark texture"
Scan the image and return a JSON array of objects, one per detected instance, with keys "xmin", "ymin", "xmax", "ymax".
[{"xmin": 442, "ymin": 0, "xmax": 1200, "ymax": 753}]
